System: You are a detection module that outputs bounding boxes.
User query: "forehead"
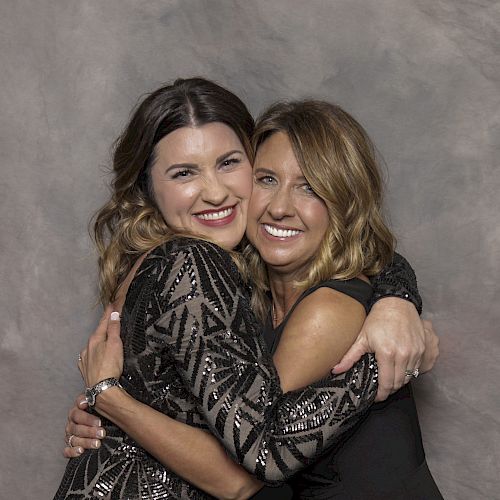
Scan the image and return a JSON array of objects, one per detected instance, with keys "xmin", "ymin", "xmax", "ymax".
[
  {"xmin": 254, "ymin": 132, "xmax": 302, "ymax": 176},
  {"xmin": 155, "ymin": 123, "xmax": 244, "ymax": 164}
]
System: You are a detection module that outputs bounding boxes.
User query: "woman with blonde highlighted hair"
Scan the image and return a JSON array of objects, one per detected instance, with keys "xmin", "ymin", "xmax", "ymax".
[
  {"xmin": 244, "ymin": 100, "xmax": 442, "ymax": 498},
  {"xmin": 56, "ymin": 78, "xmax": 439, "ymax": 499}
]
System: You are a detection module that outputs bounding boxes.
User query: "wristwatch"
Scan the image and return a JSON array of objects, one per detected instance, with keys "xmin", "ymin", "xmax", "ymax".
[{"xmin": 85, "ymin": 378, "xmax": 122, "ymax": 407}]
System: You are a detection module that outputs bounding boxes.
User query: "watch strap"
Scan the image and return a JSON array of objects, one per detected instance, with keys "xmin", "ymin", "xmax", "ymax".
[{"xmin": 85, "ymin": 377, "xmax": 122, "ymax": 407}]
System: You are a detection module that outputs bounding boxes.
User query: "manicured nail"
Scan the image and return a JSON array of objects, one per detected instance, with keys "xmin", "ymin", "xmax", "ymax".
[
  {"xmin": 110, "ymin": 311, "xmax": 120, "ymax": 321},
  {"xmin": 97, "ymin": 429, "xmax": 105, "ymax": 438},
  {"xmin": 92, "ymin": 440, "xmax": 101, "ymax": 448},
  {"xmin": 78, "ymin": 399, "xmax": 87, "ymax": 408},
  {"xmin": 75, "ymin": 447, "xmax": 83, "ymax": 454}
]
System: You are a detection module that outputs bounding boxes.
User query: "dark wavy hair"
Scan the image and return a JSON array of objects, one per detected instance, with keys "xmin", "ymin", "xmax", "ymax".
[{"xmin": 93, "ymin": 78, "xmax": 255, "ymax": 304}]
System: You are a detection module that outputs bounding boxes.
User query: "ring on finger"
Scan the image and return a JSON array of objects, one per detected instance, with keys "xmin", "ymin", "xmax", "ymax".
[
  {"xmin": 404, "ymin": 368, "xmax": 419, "ymax": 378},
  {"xmin": 66, "ymin": 434, "xmax": 76, "ymax": 447}
]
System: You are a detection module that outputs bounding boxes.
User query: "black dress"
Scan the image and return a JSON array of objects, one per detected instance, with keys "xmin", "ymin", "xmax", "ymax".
[{"xmin": 253, "ymin": 279, "xmax": 442, "ymax": 499}]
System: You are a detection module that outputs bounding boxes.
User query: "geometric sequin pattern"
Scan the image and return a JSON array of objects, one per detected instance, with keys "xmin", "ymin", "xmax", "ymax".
[
  {"xmin": 54, "ymin": 238, "xmax": 382, "ymax": 499},
  {"xmin": 370, "ymin": 252, "xmax": 422, "ymax": 314}
]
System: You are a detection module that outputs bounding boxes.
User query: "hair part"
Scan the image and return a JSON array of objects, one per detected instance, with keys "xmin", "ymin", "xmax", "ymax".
[
  {"xmin": 245, "ymin": 100, "xmax": 395, "ymax": 321},
  {"xmin": 93, "ymin": 78, "xmax": 254, "ymax": 305}
]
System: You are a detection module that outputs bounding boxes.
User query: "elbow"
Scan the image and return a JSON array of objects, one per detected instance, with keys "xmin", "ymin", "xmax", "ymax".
[{"xmin": 218, "ymin": 478, "xmax": 262, "ymax": 500}]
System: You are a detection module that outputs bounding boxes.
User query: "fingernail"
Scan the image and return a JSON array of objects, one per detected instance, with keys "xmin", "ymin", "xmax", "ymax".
[
  {"xmin": 92, "ymin": 440, "xmax": 101, "ymax": 448},
  {"xmin": 95, "ymin": 419, "xmax": 101, "ymax": 427},
  {"xmin": 110, "ymin": 311, "xmax": 120, "ymax": 321},
  {"xmin": 97, "ymin": 429, "xmax": 105, "ymax": 438},
  {"xmin": 78, "ymin": 399, "xmax": 87, "ymax": 408},
  {"xmin": 75, "ymin": 447, "xmax": 83, "ymax": 454}
]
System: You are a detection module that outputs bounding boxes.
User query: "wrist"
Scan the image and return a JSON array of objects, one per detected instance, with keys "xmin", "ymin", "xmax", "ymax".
[
  {"xmin": 372, "ymin": 296, "xmax": 417, "ymax": 313},
  {"xmin": 93, "ymin": 385, "xmax": 136, "ymax": 423},
  {"xmin": 85, "ymin": 377, "xmax": 122, "ymax": 408}
]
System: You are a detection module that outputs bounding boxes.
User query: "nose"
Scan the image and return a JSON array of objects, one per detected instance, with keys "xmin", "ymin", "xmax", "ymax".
[
  {"xmin": 201, "ymin": 172, "xmax": 229, "ymax": 206},
  {"xmin": 267, "ymin": 186, "xmax": 295, "ymax": 220}
]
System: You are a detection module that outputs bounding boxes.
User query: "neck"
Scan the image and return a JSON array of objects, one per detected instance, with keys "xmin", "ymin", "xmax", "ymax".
[{"xmin": 268, "ymin": 268, "xmax": 303, "ymax": 327}]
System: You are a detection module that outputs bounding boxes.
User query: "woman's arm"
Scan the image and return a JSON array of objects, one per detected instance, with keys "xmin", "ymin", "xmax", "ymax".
[
  {"xmin": 144, "ymin": 240, "xmax": 377, "ymax": 483},
  {"xmin": 370, "ymin": 252, "xmax": 422, "ymax": 312},
  {"xmin": 75, "ymin": 303, "xmax": 263, "ymax": 499},
  {"xmin": 71, "ymin": 282, "xmax": 369, "ymax": 495},
  {"xmin": 80, "ymin": 240, "xmax": 377, "ymax": 485},
  {"xmin": 334, "ymin": 252, "xmax": 439, "ymax": 401},
  {"xmin": 96, "ymin": 389, "xmax": 263, "ymax": 499}
]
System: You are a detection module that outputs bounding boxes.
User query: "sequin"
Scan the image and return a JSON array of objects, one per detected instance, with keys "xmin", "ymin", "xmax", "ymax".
[{"xmin": 55, "ymin": 239, "xmax": 380, "ymax": 499}]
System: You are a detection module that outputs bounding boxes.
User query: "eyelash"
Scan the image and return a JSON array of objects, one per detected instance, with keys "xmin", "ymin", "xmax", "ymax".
[
  {"xmin": 302, "ymin": 183, "xmax": 315, "ymax": 194},
  {"xmin": 172, "ymin": 169, "xmax": 193, "ymax": 179},
  {"xmin": 256, "ymin": 175, "xmax": 276, "ymax": 185},
  {"xmin": 221, "ymin": 157, "xmax": 241, "ymax": 168}
]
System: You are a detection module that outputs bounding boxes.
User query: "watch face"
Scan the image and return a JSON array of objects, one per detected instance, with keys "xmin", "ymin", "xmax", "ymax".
[{"xmin": 85, "ymin": 387, "xmax": 96, "ymax": 407}]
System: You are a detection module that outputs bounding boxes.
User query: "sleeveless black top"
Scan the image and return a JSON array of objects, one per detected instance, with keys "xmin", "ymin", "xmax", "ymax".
[{"xmin": 253, "ymin": 278, "xmax": 442, "ymax": 500}]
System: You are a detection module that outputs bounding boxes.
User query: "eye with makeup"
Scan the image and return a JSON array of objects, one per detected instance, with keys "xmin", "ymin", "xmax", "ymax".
[
  {"xmin": 171, "ymin": 168, "xmax": 195, "ymax": 180},
  {"xmin": 301, "ymin": 182, "xmax": 316, "ymax": 196},
  {"xmin": 219, "ymin": 156, "xmax": 242, "ymax": 170},
  {"xmin": 255, "ymin": 174, "xmax": 277, "ymax": 186}
]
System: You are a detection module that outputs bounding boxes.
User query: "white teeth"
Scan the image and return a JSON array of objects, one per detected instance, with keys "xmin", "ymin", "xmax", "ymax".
[
  {"xmin": 196, "ymin": 208, "xmax": 233, "ymax": 221},
  {"xmin": 263, "ymin": 224, "xmax": 301, "ymax": 238}
]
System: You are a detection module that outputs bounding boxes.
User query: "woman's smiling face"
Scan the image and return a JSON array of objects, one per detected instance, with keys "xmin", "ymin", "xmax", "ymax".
[
  {"xmin": 246, "ymin": 132, "xmax": 329, "ymax": 278},
  {"xmin": 150, "ymin": 122, "xmax": 253, "ymax": 250}
]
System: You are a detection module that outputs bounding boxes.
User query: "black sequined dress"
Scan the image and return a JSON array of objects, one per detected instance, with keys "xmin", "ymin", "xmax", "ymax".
[{"xmin": 54, "ymin": 240, "xmax": 417, "ymax": 499}]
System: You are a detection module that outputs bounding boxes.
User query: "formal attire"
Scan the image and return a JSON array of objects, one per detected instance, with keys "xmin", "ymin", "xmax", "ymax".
[
  {"xmin": 54, "ymin": 239, "xmax": 378, "ymax": 499},
  {"xmin": 253, "ymin": 278, "xmax": 442, "ymax": 499}
]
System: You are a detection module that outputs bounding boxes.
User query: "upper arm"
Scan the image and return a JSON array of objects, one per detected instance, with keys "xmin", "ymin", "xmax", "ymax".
[
  {"xmin": 274, "ymin": 288, "xmax": 367, "ymax": 392},
  {"xmin": 151, "ymin": 241, "xmax": 377, "ymax": 483}
]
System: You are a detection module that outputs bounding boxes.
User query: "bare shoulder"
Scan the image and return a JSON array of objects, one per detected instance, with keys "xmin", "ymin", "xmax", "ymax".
[
  {"xmin": 286, "ymin": 286, "xmax": 366, "ymax": 338},
  {"xmin": 274, "ymin": 285, "xmax": 367, "ymax": 391}
]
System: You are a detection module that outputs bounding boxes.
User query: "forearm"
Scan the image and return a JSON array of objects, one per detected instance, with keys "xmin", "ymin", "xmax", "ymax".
[
  {"xmin": 370, "ymin": 252, "xmax": 422, "ymax": 313},
  {"xmin": 96, "ymin": 388, "xmax": 262, "ymax": 500},
  {"xmin": 156, "ymin": 242, "xmax": 378, "ymax": 483}
]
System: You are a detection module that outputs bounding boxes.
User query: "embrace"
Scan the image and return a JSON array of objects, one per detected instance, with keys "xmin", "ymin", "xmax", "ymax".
[{"xmin": 55, "ymin": 78, "xmax": 442, "ymax": 499}]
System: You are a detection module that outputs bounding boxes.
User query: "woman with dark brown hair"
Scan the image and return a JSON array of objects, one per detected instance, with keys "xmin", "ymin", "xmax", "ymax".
[{"xmin": 56, "ymin": 78, "xmax": 438, "ymax": 499}]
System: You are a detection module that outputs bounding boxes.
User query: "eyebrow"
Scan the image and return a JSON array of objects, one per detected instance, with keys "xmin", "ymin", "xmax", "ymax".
[
  {"xmin": 253, "ymin": 167, "xmax": 275, "ymax": 176},
  {"xmin": 164, "ymin": 150, "xmax": 244, "ymax": 173},
  {"xmin": 254, "ymin": 167, "xmax": 307, "ymax": 182}
]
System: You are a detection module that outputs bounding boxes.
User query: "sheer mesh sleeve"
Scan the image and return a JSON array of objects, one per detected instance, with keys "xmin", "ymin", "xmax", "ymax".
[
  {"xmin": 147, "ymin": 239, "xmax": 377, "ymax": 484},
  {"xmin": 369, "ymin": 252, "xmax": 422, "ymax": 314}
]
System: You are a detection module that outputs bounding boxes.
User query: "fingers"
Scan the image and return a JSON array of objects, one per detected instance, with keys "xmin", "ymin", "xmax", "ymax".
[
  {"xmin": 420, "ymin": 320, "xmax": 440, "ymax": 373},
  {"xmin": 78, "ymin": 347, "xmax": 87, "ymax": 378},
  {"xmin": 62, "ymin": 435, "xmax": 101, "ymax": 457},
  {"xmin": 90, "ymin": 304, "xmax": 114, "ymax": 342},
  {"xmin": 63, "ymin": 394, "xmax": 106, "ymax": 458},
  {"xmin": 374, "ymin": 350, "xmax": 394, "ymax": 402},
  {"xmin": 106, "ymin": 311, "xmax": 121, "ymax": 342},
  {"xmin": 394, "ymin": 352, "xmax": 412, "ymax": 391},
  {"xmin": 63, "ymin": 445, "xmax": 84, "ymax": 458},
  {"xmin": 332, "ymin": 339, "xmax": 368, "ymax": 374},
  {"xmin": 68, "ymin": 406, "xmax": 101, "ymax": 428},
  {"xmin": 76, "ymin": 393, "xmax": 88, "ymax": 410}
]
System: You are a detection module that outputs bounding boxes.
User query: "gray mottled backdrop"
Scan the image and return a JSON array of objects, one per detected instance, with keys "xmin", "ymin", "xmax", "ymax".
[{"xmin": 1, "ymin": 1, "xmax": 498, "ymax": 498}]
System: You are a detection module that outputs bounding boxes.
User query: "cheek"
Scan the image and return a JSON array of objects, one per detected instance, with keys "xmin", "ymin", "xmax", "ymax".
[
  {"xmin": 248, "ymin": 187, "xmax": 268, "ymax": 220},
  {"xmin": 154, "ymin": 184, "xmax": 197, "ymax": 224},
  {"xmin": 227, "ymin": 167, "xmax": 253, "ymax": 201},
  {"xmin": 306, "ymin": 202, "xmax": 329, "ymax": 236}
]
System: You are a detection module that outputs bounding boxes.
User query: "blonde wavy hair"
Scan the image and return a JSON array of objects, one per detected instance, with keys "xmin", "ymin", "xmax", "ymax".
[
  {"xmin": 244, "ymin": 100, "xmax": 395, "ymax": 320},
  {"xmin": 93, "ymin": 78, "xmax": 254, "ymax": 305}
]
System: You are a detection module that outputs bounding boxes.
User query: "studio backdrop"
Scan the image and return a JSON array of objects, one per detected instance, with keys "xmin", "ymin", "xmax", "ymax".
[{"xmin": 1, "ymin": 1, "xmax": 499, "ymax": 499}]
